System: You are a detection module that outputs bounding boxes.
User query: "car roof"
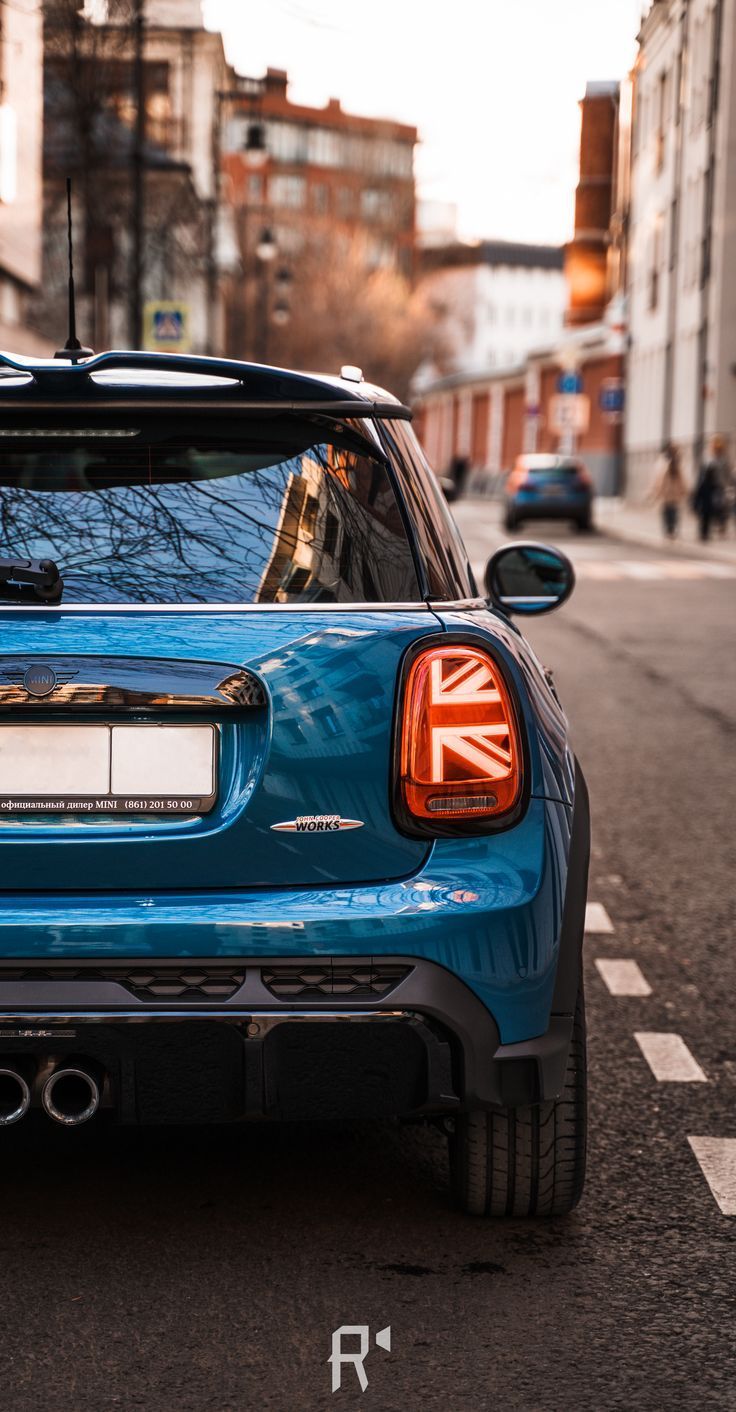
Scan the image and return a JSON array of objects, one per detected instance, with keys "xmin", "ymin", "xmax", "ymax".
[
  {"xmin": 516, "ymin": 453, "xmax": 582, "ymax": 469},
  {"xmin": 0, "ymin": 349, "xmax": 411, "ymax": 419}
]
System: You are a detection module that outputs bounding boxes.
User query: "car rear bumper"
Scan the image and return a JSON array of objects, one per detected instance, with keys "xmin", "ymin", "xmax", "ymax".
[
  {"xmin": 508, "ymin": 494, "xmax": 592, "ymax": 519},
  {"xmin": 0, "ymin": 957, "xmax": 575, "ymax": 1121},
  {"xmin": 0, "ymin": 774, "xmax": 590, "ymax": 1122}
]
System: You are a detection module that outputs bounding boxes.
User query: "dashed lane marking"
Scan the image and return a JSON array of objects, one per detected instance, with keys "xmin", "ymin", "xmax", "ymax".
[
  {"xmin": 595, "ymin": 958, "xmax": 652, "ymax": 996},
  {"xmin": 577, "ymin": 559, "xmax": 736, "ymax": 582},
  {"xmin": 634, "ymin": 1032, "xmax": 708, "ymax": 1082},
  {"xmin": 585, "ymin": 902, "xmax": 614, "ymax": 934},
  {"xmin": 687, "ymin": 1138, "xmax": 736, "ymax": 1216}
]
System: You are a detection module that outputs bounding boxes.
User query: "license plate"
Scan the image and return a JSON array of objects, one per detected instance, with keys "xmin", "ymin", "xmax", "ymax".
[
  {"xmin": 541, "ymin": 484, "xmax": 565, "ymax": 497},
  {"xmin": 0, "ymin": 724, "xmax": 216, "ymax": 814}
]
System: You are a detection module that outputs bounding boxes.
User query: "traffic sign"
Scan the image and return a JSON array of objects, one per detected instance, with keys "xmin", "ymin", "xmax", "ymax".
[
  {"xmin": 549, "ymin": 393, "xmax": 590, "ymax": 435},
  {"xmin": 599, "ymin": 378, "xmax": 624, "ymax": 416},
  {"xmin": 143, "ymin": 301, "xmax": 191, "ymax": 353},
  {"xmin": 558, "ymin": 370, "xmax": 583, "ymax": 395}
]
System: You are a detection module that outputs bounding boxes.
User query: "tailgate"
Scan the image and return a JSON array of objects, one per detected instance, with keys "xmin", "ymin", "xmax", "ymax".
[{"xmin": 0, "ymin": 608, "xmax": 439, "ymax": 890}]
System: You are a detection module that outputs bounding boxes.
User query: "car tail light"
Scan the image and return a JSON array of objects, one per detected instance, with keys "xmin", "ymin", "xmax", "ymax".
[{"xmin": 398, "ymin": 645, "xmax": 523, "ymax": 827}]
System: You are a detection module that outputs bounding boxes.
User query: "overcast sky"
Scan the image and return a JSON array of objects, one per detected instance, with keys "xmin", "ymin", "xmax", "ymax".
[{"xmin": 202, "ymin": 0, "xmax": 643, "ymax": 246}]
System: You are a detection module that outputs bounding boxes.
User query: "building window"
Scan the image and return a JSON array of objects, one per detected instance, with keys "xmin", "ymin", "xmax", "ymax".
[
  {"xmin": 267, "ymin": 121, "xmax": 308, "ymax": 163},
  {"xmin": 314, "ymin": 705, "xmax": 341, "ymax": 738},
  {"xmin": 655, "ymin": 71, "xmax": 666, "ymax": 171},
  {"xmin": 669, "ymin": 195, "xmax": 678, "ymax": 272},
  {"xmin": 311, "ymin": 182, "xmax": 328, "ymax": 213},
  {"xmin": 323, "ymin": 511, "xmax": 339, "ymax": 556},
  {"xmin": 269, "ymin": 174, "xmax": 306, "ymax": 209},
  {"xmin": 309, "ymin": 127, "xmax": 342, "ymax": 167},
  {"xmin": 648, "ymin": 216, "xmax": 664, "ymax": 310},
  {"xmin": 361, "ymin": 188, "xmax": 392, "ymax": 221}
]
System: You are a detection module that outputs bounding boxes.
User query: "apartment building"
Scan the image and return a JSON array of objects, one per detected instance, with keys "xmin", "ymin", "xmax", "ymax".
[
  {"xmin": 41, "ymin": 0, "xmax": 230, "ymax": 353},
  {"xmin": 626, "ymin": 0, "xmax": 736, "ymax": 495},
  {"xmin": 415, "ymin": 240, "xmax": 566, "ymax": 383},
  {"xmin": 220, "ymin": 68, "xmax": 416, "ymax": 275},
  {"xmin": 0, "ymin": 0, "xmax": 48, "ymax": 354}
]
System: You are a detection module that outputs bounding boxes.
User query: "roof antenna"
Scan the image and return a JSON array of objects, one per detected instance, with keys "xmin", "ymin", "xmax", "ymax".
[{"xmin": 54, "ymin": 177, "xmax": 93, "ymax": 362}]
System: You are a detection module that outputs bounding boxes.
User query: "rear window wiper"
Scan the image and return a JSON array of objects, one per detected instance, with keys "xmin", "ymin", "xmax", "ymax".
[{"xmin": 0, "ymin": 557, "xmax": 63, "ymax": 602}]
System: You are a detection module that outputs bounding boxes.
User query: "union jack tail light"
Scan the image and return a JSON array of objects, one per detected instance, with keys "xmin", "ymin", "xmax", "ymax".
[{"xmin": 398, "ymin": 645, "xmax": 523, "ymax": 828}]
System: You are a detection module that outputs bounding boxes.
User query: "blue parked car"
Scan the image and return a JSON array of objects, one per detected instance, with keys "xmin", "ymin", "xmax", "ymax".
[
  {"xmin": 504, "ymin": 453, "xmax": 594, "ymax": 533},
  {"xmin": 0, "ymin": 350, "xmax": 588, "ymax": 1218}
]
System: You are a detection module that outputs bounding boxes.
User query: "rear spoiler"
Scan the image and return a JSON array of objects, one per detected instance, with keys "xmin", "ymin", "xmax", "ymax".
[{"xmin": 0, "ymin": 350, "xmax": 412, "ymax": 419}]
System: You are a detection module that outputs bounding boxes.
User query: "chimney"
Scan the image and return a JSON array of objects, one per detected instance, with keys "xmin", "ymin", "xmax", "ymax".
[{"xmin": 264, "ymin": 68, "xmax": 289, "ymax": 96}]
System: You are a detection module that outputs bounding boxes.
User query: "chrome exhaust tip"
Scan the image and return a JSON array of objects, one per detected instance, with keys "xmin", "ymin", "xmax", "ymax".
[
  {"xmin": 42, "ymin": 1064, "xmax": 101, "ymax": 1126},
  {"xmin": 0, "ymin": 1067, "xmax": 32, "ymax": 1126}
]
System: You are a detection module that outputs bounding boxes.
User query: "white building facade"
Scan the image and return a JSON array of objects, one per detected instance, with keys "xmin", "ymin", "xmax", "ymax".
[
  {"xmin": 414, "ymin": 242, "xmax": 567, "ymax": 388},
  {"xmin": 626, "ymin": 0, "xmax": 736, "ymax": 496},
  {"xmin": 0, "ymin": 0, "xmax": 49, "ymax": 354}
]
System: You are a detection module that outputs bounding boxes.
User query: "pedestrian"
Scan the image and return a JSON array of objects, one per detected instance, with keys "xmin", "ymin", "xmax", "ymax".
[
  {"xmin": 650, "ymin": 442, "xmax": 688, "ymax": 539},
  {"xmin": 693, "ymin": 436, "xmax": 730, "ymax": 541}
]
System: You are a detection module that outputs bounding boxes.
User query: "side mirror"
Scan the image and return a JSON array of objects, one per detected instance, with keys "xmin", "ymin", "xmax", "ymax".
[{"xmin": 485, "ymin": 541, "xmax": 575, "ymax": 616}]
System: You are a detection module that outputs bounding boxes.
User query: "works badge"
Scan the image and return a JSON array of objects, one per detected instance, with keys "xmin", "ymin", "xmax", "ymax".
[{"xmin": 271, "ymin": 814, "xmax": 364, "ymax": 833}]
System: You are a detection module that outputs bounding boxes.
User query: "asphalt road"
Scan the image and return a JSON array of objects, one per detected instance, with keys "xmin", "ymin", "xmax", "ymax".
[{"xmin": 2, "ymin": 503, "xmax": 735, "ymax": 1411}]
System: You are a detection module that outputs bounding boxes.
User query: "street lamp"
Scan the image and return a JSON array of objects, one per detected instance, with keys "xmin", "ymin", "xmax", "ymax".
[{"xmin": 256, "ymin": 227, "xmax": 277, "ymax": 262}]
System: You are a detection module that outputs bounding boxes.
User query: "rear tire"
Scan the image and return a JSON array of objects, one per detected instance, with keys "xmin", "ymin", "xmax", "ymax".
[
  {"xmin": 449, "ymin": 978, "xmax": 587, "ymax": 1217},
  {"xmin": 574, "ymin": 514, "xmax": 593, "ymax": 533},
  {"xmin": 503, "ymin": 511, "xmax": 519, "ymax": 532}
]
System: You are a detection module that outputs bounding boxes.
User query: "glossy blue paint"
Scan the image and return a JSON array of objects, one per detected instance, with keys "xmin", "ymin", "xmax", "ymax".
[
  {"xmin": 0, "ymin": 608, "xmax": 441, "ymax": 889},
  {"xmin": 0, "ymin": 598, "xmax": 578, "ymax": 1043},
  {"xmin": 0, "ymin": 796, "xmax": 571, "ymax": 1043}
]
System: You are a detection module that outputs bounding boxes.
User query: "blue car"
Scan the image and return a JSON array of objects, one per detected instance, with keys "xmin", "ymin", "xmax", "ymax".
[
  {"xmin": 0, "ymin": 350, "xmax": 589, "ymax": 1218},
  {"xmin": 504, "ymin": 453, "xmax": 594, "ymax": 533}
]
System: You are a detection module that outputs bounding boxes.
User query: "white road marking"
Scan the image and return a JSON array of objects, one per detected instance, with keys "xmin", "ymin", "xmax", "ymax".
[
  {"xmin": 618, "ymin": 560, "xmax": 665, "ymax": 580},
  {"xmin": 471, "ymin": 557, "xmax": 736, "ymax": 584},
  {"xmin": 634, "ymin": 1032, "xmax": 708, "ymax": 1082},
  {"xmin": 585, "ymin": 902, "xmax": 614, "ymax": 934},
  {"xmin": 595, "ymin": 958, "xmax": 652, "ymax": 996},
  {"xmin": 688, "ymin": 1138, "xmax": 736, "ymax": 1216}
]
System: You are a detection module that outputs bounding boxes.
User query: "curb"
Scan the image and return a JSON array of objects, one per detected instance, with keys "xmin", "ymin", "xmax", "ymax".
[{"xmin": 595, "ymin": 515, "xmax": 736, "ymax": 567}]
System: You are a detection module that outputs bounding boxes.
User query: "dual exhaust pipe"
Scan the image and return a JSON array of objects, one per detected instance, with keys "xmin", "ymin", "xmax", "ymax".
[{"xmin": 0, "ymin": 1062, "xmax": 101, "ymax": 1127}]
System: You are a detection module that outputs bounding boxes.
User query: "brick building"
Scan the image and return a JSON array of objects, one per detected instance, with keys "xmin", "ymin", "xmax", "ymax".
[
  {"xmin": 220, "ymin": 68, "xmax": 416, "ymax": 278},
  {"xmin": 566, "ymin": 81, "xmax": 623, "ymax": 326},
  {"xmin": 414, "ymin": 80, "xmax": 626, "ymax": 494}
]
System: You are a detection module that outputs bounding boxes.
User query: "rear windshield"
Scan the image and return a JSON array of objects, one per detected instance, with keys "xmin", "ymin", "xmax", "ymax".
[
  {"xmin": 0, "ymin": 418, "xmax": 419, "ymax": 604},
  {"xmin": 527, "ymin": 463, "xmax": 580, "ymax": 480}
]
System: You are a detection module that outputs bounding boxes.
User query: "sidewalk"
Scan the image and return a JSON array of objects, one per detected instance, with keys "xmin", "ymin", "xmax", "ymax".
[{"xmin": 594, "ymin": 497, "xmax": 736, "ymax": 565}]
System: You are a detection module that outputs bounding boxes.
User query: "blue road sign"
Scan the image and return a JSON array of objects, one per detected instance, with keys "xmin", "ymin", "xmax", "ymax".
[
  {"xmin": 558, "ymin": 371, "xmax": 583, "ymax": 395},
  {"xmin": 600, "ymin": 380, "xmax": 625, "ymax": 414}
]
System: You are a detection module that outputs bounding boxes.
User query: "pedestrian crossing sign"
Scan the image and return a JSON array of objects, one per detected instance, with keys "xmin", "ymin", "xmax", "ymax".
[{"xmin": 143, "ymin": 302, "xmax": 191, "ymax": 353}]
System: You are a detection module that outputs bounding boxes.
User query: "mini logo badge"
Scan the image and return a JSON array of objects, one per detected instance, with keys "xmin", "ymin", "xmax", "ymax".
[
  {"xmin": 271, "ymin": 814, "xmax": 364, "ymax": 833},
  {"xmin": 23, "ymin": 665, "xmax": 57, "ymax": 697}
]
